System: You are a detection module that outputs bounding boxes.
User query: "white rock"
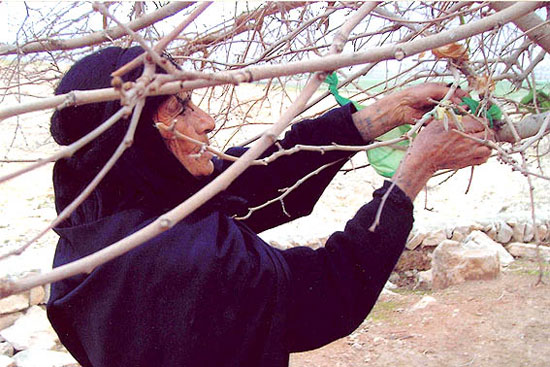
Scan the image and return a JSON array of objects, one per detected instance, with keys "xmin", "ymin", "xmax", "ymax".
[
  {"xmin": 0, "ymin": 355, "xmax": 14, "ymax": 367},
  {"xmin": 537, "ymin": 224, "xmax": 548, "ymax": 242},
  {"xmin": 29, "ymin": 287, "xmax": 45, "ymax": 307},
  {"xmin": 0, "ymin": 295, "xmax": 28, "ymax": 315},
  {"xmin": 410, "ymin": 295, "xmax": 437, "ymax": 311},
  {"xmin": 0, "ymin": 313, "xmax": 22, "ymax": 332},
  {"xmin": 379, "ymin": 288, "xmax": 401, "ymax": 299},
  {"xmin": 0, "ymin": 342, "xmax": 14, "ymax": 357},
  {"xmin": 524, "ymin": 223, "xmax": 535, "ymax": 242},
  {"xmin": 511, "ymin": 222, "xmax": 526, "ymax": 242},
  {"xmin": 506, "ymin": 243, "xmax": 550, "ymax": 262},
  {"xmin": 406, "ymin": 232, "xmax": 426, "ymax": 250},
  {"xmin": 415, "ymin": 269, "xmax": 432, "ymax": 290},
  {"xmin": 0, "ymin": 307, "xmax": 59, "ymax": 351},
  {"xmin": 485, "ymin": 223, "xmax": 498, "ymax": 241},
  {"xmin": 12, "ymin": 349, "xmax": 78, "ymax": 367},
  {"xmin": 496, "ymin": 221, "xmax": 513, "ymax": 244},
  {"xmin": 432, "ymin": 240, "xmax": 500, "ymax": 289},
  {"xmin": 422, "ymin": 230, "xmax": 447, "ymax": 248},
  {"xmin": 464, "ymin": 231, "xmax": 515, "ymax": 267},
  {"xmin": 384, "ymin": 281, "xmax": 397, "ymax": 290},
  {"xmin": 450, "ymin": 229, "xmax": 467, "ymax": 242}
]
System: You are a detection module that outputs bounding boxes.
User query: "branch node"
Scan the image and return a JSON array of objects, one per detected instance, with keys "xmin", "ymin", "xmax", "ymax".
[
  {"xmin": 317, "ymin": 71, "xmax": 329, "ymax": 81},
  {"xmin": 394, "ymin": 47, "xmax": 406, "ymax": 61},
  {"xmin": 56, "ymin": 91, "xmax": 77, "ymax": 111},
  {"xmin": 265, "ymin": 132, "xmax": 277, "ymax": 144},
  {"xmin": 123, "ymin": 82, "xmax": 134, "ymax": 91},
  {"xmin": 159, "ymin": 217, "xmax": 172, "ymax": 230},
  {"xmin": 111, "ymin": 76, "xmax": 123, "ymax": 90}
]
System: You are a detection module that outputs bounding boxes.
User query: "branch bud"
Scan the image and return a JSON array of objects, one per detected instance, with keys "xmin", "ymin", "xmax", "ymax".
[
  {"xmin": 159, "ymin": 218, "xmax": 172, "ymax": 229},
  {"xmin": 111, "ymin": 76, "xmax": 123, "ymax": 90}
]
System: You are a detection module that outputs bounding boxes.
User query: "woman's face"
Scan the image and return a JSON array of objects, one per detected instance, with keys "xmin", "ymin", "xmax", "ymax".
[{"xmin": 155, "ymin": 93, "xmax": 216, "ymax": 177}]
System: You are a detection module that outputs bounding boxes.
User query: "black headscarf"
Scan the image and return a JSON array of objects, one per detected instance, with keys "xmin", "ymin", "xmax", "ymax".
[{"xmin": 51, "ymin": 46, "xmax": 208, "ymax": 225}]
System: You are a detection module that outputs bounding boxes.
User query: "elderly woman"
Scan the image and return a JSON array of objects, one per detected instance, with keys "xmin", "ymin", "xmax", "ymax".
[{"xmin": 47, "ymin": 47, "xmax": 491, "ymax": 367}]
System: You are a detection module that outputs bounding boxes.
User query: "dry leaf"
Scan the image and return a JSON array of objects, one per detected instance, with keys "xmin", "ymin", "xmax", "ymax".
[
  {"xmin": 432, "ymin": 43, "xmax": 469, "ymax": 62},
  {"xmin": 472, "ymin": 74, "xmax": 495, "ymax": 94}
]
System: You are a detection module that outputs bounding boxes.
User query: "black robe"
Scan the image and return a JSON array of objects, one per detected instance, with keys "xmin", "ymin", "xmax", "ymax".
[{"xmin": 47, "ymin": 104, "xmax": 414, "ymax": 367}]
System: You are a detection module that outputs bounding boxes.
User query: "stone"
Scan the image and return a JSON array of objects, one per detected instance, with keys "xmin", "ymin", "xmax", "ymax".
[
  {"xmin": 0, "ymin": 355, "xmax": 14, "ymax": 367},
  {"xmin": 509, "ymin": 221, "xmax": 525, "ymax": 242},
  {"xmin": 432, "ymin": 240, "xmax": 500, "ymax": 289},
  {"xmin": 388, "ymin": 272, "xmax": 400, "ymax": 285},
  {"xmin": 422, "ymin": 230, "xmax": 447, "ymax": 248},
  {"xmin": 0, "ymin": 313, "xmax": 22, "ymax": 332},
  {"xmin": 410, "ymin": 295, "xmax": 437, "ymax": 312},
  {"xmin": 0, "ymin": 342, "xmax": 13, "ymax": 357},
  {"xmin": 524, "ymin": 223, "xmax": 535, "ymax": 242},
  {"xmin": 496, "ymin": 221, "xmax": 513, "ymax": 244},
  {"xmin": 537, "ymin": 224, "xmax": 548, "ymax": 242},
  {"xmin": 12, "ymin": 349, "xmax": 78, "ymax": 367},
  {"xmin": 464, "ymin": 231, "xmax": 515, "ymax": 267},
  {"xmin": 379, "ymin": 288, "xmax": 402, "ymax": 300},
  {"xmin": 43, "ymin": 285, "xmax": 51, "ymax": 306},
  {"xmin": 450, "ymin": 228, "xmax": 467, "ymax": 242},
  {"xmin": 445, "ymin": 227, "xmax": 454, "ymax": 240},
  {"xmin": 384, "ymin": 281, "xmax": 397, "ymax": 290},
  {"xmin": 484, "ymin": 223, "xmax": 498, "ymax": 241},
  {"xmin": 0, "ymin": 306, "xmax": 59, "ymax": 351},
  {"xmin": 405, "ymin": 231, "xmax": 426, "ymax": 250},
  {"xmin": 415, "ymin": 269, "xmax": 432, "ymax": 290},
  {"xmin": 267, "ymin": 240, "xmax": 291, "ymax": 250},
  {"xmin": 0, "ymin": 295, "xmax": 28, "ymax": 315},
  {"xmin": 506, "ymin": 243, "xmax": 550, "ymax": 262},
  {"xmin": 29, "ymin": 287, "xmax": 45, "ymax": 307}
]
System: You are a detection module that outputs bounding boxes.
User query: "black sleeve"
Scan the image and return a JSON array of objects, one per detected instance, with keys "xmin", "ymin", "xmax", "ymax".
[
  {"xmin": 281, "ymin": 181, "xmax": 414, "ymax": 352},
  {"xmin": 214, "ymin": 103, "xmax": 366, "ymax": 233}
]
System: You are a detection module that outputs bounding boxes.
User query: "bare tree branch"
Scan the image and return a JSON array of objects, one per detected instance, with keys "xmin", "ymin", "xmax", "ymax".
[{"xmin": 0, "ymin": 2, "xmax": 192, "ymax": 56}]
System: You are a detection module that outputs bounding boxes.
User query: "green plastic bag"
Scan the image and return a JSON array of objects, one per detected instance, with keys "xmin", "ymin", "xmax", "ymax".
[{"xmin": 325, "ymin": 72, "xmax": 409, "ymax": 178}]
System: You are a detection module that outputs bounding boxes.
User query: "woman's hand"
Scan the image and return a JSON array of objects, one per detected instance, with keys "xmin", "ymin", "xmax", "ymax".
[
  {"xmin": 412, "ymin": 115, "xmax": 493, "ymax": 172},
  {"xmin": 392, "ymin": 115, "xmax": 493, "ymax": 200},
  {"xmin": 351, "ymin": 83, "xmax": 468, "ymax": 142},
  {"xmin": 391, "ymin": 83, "xmax": 469, "ymax": 122}
]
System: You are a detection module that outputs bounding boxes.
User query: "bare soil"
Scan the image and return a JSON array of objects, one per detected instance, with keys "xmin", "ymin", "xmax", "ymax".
[{"xmin": 290, "ymin": 260, "xmax": 550, "ymax": 367}]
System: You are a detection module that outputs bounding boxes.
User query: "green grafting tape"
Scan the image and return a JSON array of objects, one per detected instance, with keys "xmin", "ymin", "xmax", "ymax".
[
  {"xmin": 460, "ymin": 96, "xmax": 502, "ymax": 128},
  {"xmin": 324, "ymin": 72, "xmax": 409, "ymax": 178}
]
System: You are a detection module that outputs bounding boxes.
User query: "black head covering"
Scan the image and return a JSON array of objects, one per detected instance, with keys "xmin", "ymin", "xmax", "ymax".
[{"xmin": 51, "ymin": 46, "xmax": 208, "ymax": 225}]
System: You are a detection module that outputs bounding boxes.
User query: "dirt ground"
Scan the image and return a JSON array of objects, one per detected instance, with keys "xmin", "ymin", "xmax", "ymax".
[{"xmin": 290, "ymin": 260, "xmax": 550, "ymax": 367}]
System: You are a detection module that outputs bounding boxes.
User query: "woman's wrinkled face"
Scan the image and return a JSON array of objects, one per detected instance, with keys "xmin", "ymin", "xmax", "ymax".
[{"xmin": 154, "ymin": 92, "xmax": 216, "ymax": 177}]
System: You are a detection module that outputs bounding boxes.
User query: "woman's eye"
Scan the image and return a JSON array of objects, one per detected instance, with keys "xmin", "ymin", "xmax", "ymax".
[{"xmin": 163, "ymin": 98, "xmax": 183, "ymax": 117}]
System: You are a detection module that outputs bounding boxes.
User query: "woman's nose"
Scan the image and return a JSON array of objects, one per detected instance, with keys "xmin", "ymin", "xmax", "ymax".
[{"xmin": 189, "ymin": 102, "xmax": 215, "ymax": 134}]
